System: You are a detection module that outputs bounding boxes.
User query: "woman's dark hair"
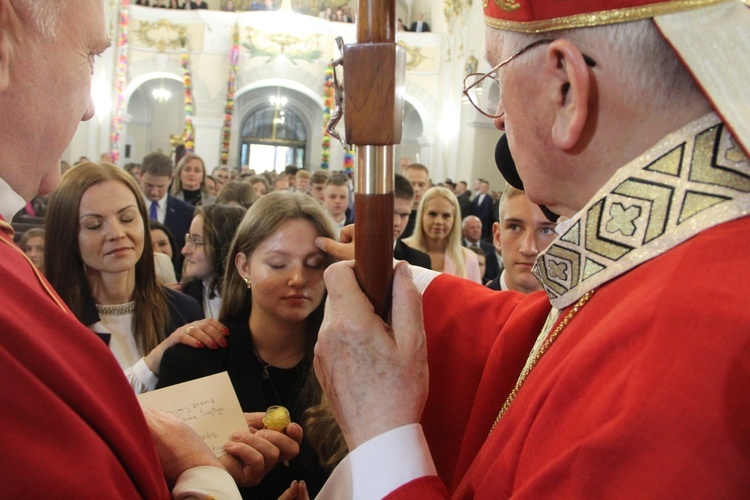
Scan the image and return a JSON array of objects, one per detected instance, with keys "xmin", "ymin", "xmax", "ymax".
[
  {"xmin": 149, "ymin": 219, "xmax": 180, "ymax": 277},
  {"xmin": 190, "ymin": 204, "xmax": 247, "ymax": 298},
  {"xmin": 45, "ymin": 162, "xmax": 168, "ymax": 355}
]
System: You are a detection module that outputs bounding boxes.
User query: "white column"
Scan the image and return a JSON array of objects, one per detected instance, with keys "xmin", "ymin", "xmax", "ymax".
[{"xmin": 192, "ymin": 116, "xmax": 224, "ymax": 168}]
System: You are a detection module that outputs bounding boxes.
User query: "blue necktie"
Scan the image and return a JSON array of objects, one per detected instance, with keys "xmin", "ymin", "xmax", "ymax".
[{"xmin": 149, "ymin": 201, "xmax": 158, "ymax": 221}]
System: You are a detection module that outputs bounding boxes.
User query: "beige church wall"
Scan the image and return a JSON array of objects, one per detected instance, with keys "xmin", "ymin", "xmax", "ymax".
[{"xmin": 65, "ymin": 1, "xmax": 503, "ymax": 186}]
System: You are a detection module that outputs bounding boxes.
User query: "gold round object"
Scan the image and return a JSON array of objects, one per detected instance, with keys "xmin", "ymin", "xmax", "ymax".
[{"xmin": 263, "ymin": 405, "xmax": 291, "ymax": 432}]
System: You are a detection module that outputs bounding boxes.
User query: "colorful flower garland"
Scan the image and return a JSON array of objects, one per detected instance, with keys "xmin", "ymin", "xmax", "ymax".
[
  {"xmin": 181, "ymin": 46, "xmax": 195, "ymax": 154},
  {"xmin": 344, "ymin": 146, "xmax": 354, "ymax": 173},
  {"xmin": 110, "ymin": 0, "xmax": 130, "ymax": 164},
  {"xmin": 220, "ymin": 25, "xmax": 239, "ymax": 166}
]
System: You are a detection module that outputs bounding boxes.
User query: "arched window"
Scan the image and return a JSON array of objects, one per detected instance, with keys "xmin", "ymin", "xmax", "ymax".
[{"xmin": 240, "ymin": 90, "xmax": 307, "ymax": 172}]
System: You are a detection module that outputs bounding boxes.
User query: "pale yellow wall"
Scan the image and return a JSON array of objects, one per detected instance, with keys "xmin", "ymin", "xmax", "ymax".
[{"xmin": 65, "ymin": 1, "xmax": 505, "ymax": 189}]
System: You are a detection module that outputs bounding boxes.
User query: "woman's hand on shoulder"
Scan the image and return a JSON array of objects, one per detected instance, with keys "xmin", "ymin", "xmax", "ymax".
[
  {"xmin": 175, "ymin": 318, "xmax": 230, "ymax": 350},
  {"xmin": 144, "ymin": 318, "xmax": 230, "ymax": 374}
]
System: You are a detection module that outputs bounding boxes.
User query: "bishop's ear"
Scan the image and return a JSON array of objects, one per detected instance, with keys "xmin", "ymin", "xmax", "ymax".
[{"xmin": 544, "ymin": 39, "xmax": 593, "ymax": 151}]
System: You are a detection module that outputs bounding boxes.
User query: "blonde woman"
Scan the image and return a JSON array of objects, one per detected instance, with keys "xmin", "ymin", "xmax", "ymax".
[
  {"xmin": 403, "ymin": 186, "xmax": 482, "ymax": 283},
  {"xmin": 171, "ymin": 154, "xmax": 216, "ymax": 207}
]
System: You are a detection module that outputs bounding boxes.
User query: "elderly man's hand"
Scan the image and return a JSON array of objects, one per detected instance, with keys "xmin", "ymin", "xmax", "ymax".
[
  {"xmin": 314, "ymin": 261, "xmax": 428, "ymax": 450},
  {"xmin": 316, "ymin": 223, "xmax": 354, "ymax": 261},
  {"xmin": 142, "ymin": 407, "xmax": 224, "ymax": 489}
]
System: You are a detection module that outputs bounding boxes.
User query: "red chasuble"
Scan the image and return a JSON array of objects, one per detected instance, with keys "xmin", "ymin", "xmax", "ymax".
[
  {"xmin": 0, "ymin": 221, "xmax": 170, "ymax": 498},
  {"xmin": 387, "ymin": 115, "xmax": 750, "ymax": 498},
  {"xmin": 387, "ymin": 210, "xmax": 750, "ymax": 499}
]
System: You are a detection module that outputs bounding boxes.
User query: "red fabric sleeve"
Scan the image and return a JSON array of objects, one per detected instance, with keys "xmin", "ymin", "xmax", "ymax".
[
  {"xmin": 420, "ymin": 275, "xmax": 551, "ymax": 492},
  {"xmin": 0, "ymin": 228, "xmax": 170, "ymax": 498},
  {"xmin": 384, "ymin": 476, "xmax": 451, "ymax": 499}
]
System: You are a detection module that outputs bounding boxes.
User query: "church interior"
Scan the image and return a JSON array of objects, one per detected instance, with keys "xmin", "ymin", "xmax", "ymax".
[{"xmin": 64, "ymin": 0, "xmax": 505, "ymax": 188}]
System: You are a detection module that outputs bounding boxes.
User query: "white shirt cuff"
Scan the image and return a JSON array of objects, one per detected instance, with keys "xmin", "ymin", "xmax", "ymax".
[
  {"xmin": 128, "ymin": 357, "xmax": 159, "ymax": 394},
  {"xmin": 316, "ymin": 424, "xmax": 436, "ymax": 500},
  {"xmin": 172, "ymin": 466, "xmax": 241, "ymax": 499},
  {"xmin": 409, "ymin": 265, "xmax": 441, "ymax": 295}
]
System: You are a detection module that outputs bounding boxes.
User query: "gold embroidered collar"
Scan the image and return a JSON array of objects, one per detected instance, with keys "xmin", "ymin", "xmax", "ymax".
[{"xmin": 533, "ymin": 113, "xmax": 750, "ymax": 309}]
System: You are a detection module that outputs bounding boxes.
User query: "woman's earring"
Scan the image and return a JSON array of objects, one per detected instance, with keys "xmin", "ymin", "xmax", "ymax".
[{"xmin": 242, "ymin": 276, "xmax": 252, "ymax": 289}]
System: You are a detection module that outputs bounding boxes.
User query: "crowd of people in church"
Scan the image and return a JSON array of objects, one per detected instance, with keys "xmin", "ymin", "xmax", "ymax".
[
  {"xmin": 4, "ymin": 0, "xmax": 749, "ymax": 497},
  {"xmin": 13, "ymin": 146, "xmax": 553, "ymax": 307},
  {"xmin": 8, "ymin": 138, "xmax": 535, "ymax": 498}
]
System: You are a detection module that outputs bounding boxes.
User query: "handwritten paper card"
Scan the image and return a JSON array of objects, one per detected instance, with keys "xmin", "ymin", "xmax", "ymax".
[{"xmin": 137, "ymin": 372, "xmax": 247, "ymax": 457}]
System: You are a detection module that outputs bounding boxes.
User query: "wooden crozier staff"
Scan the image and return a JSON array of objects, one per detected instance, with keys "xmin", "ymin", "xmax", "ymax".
[{"xmin": 340, "ymin": 0, "xmax": 405, "ymax": 319}]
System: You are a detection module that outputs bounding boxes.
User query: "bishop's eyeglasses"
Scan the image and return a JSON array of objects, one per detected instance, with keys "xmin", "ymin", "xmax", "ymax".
[{"xmin": 462, "ymin": 39, "xmax": 597, "ymax": 119}]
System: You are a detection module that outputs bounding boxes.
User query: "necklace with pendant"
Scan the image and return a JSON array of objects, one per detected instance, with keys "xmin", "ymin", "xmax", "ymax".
[{"xmin": 252, "ymin": 343, "xmax": 305, "ymax": 405}]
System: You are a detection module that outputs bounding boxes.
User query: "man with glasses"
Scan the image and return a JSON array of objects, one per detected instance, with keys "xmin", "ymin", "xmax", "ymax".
[{"xmin": 314, "ymin": 0, "xmax": 750, "ymax": 497}]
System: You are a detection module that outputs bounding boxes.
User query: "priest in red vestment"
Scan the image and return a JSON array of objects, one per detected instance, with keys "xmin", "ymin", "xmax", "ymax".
[
  {"xmin": 313, "ymin": 1, "xmax": 750, "ymax": 498},
  {"xmin": 0, "ymin": 0, "xmax": 250, "ymax": 497}
]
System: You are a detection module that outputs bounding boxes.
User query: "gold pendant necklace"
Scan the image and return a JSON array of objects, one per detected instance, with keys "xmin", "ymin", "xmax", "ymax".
[{"xmin": 489, "ymin": 289, "xmax": 596, "ymax": 435}]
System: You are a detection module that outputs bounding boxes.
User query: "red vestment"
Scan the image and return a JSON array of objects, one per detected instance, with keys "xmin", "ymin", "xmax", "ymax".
[
  {"xmin": 386, "ymin": 116, "xmax": 750, "ymax": 498},
  {"xmin": 0, "ymin": 221, "xmax": 170, "ymax": 497},
  {"xmin": 389, "ymin": 216, "xmax": 750, "ymax": 498}
]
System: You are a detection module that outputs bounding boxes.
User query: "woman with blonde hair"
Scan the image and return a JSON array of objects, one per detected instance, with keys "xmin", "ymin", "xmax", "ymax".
[
  {"xmin": 402, "ymin": 186, "xmax": 482, "ymax": 282},
  {"xmin": 45, "ymin": 162, "xmax": 229, "ymax": 394},
  {"xmin": 171, "ymin": 154, "xmax": 216, "ymax": 207},
  {"xmin": 159, "ymin": 191, "xmax": 345, "ymax": 498}
]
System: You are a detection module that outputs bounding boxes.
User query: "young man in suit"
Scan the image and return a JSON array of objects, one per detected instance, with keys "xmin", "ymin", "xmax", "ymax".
[
  {"xmin": 394, "ymin": 174, "xmax": 431, "ymax": 269},
  {"xmin": 138, "ymin": 152, "xmax": 194, "ymax": 275},
  {"xmin": 401, "ymin": 163, "xmax": 431, "ymax": 239},
  {"xmin": 486, "ymin": 185, "xmax": 557, "ymax": 293},
  {"xmin": 323, "ymin": 173, "xmax": 353, "ymax": 239},
  {"xmin": 470, "ymin": 178, "xmax": 494, "ymax": 240},
  {"xmin": 455, "ymin": 180, "xmax": 472, "ymax": 220},
  {"xmin": 461, "ymin": 215, "xmax": 499, "ymax": 282}
]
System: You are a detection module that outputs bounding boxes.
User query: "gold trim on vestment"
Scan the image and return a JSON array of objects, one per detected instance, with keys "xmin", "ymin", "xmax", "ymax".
[
  {"xmin": 533, "ymin": 113, "xmax": 750, "ymax": 309},
  {"xmin": 0, "ymin": 220, "xmax": 68, "ymax": 312},
  {"xmin": 484, "ymin": 0, "xmax": 730, "ymax": 32}
]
